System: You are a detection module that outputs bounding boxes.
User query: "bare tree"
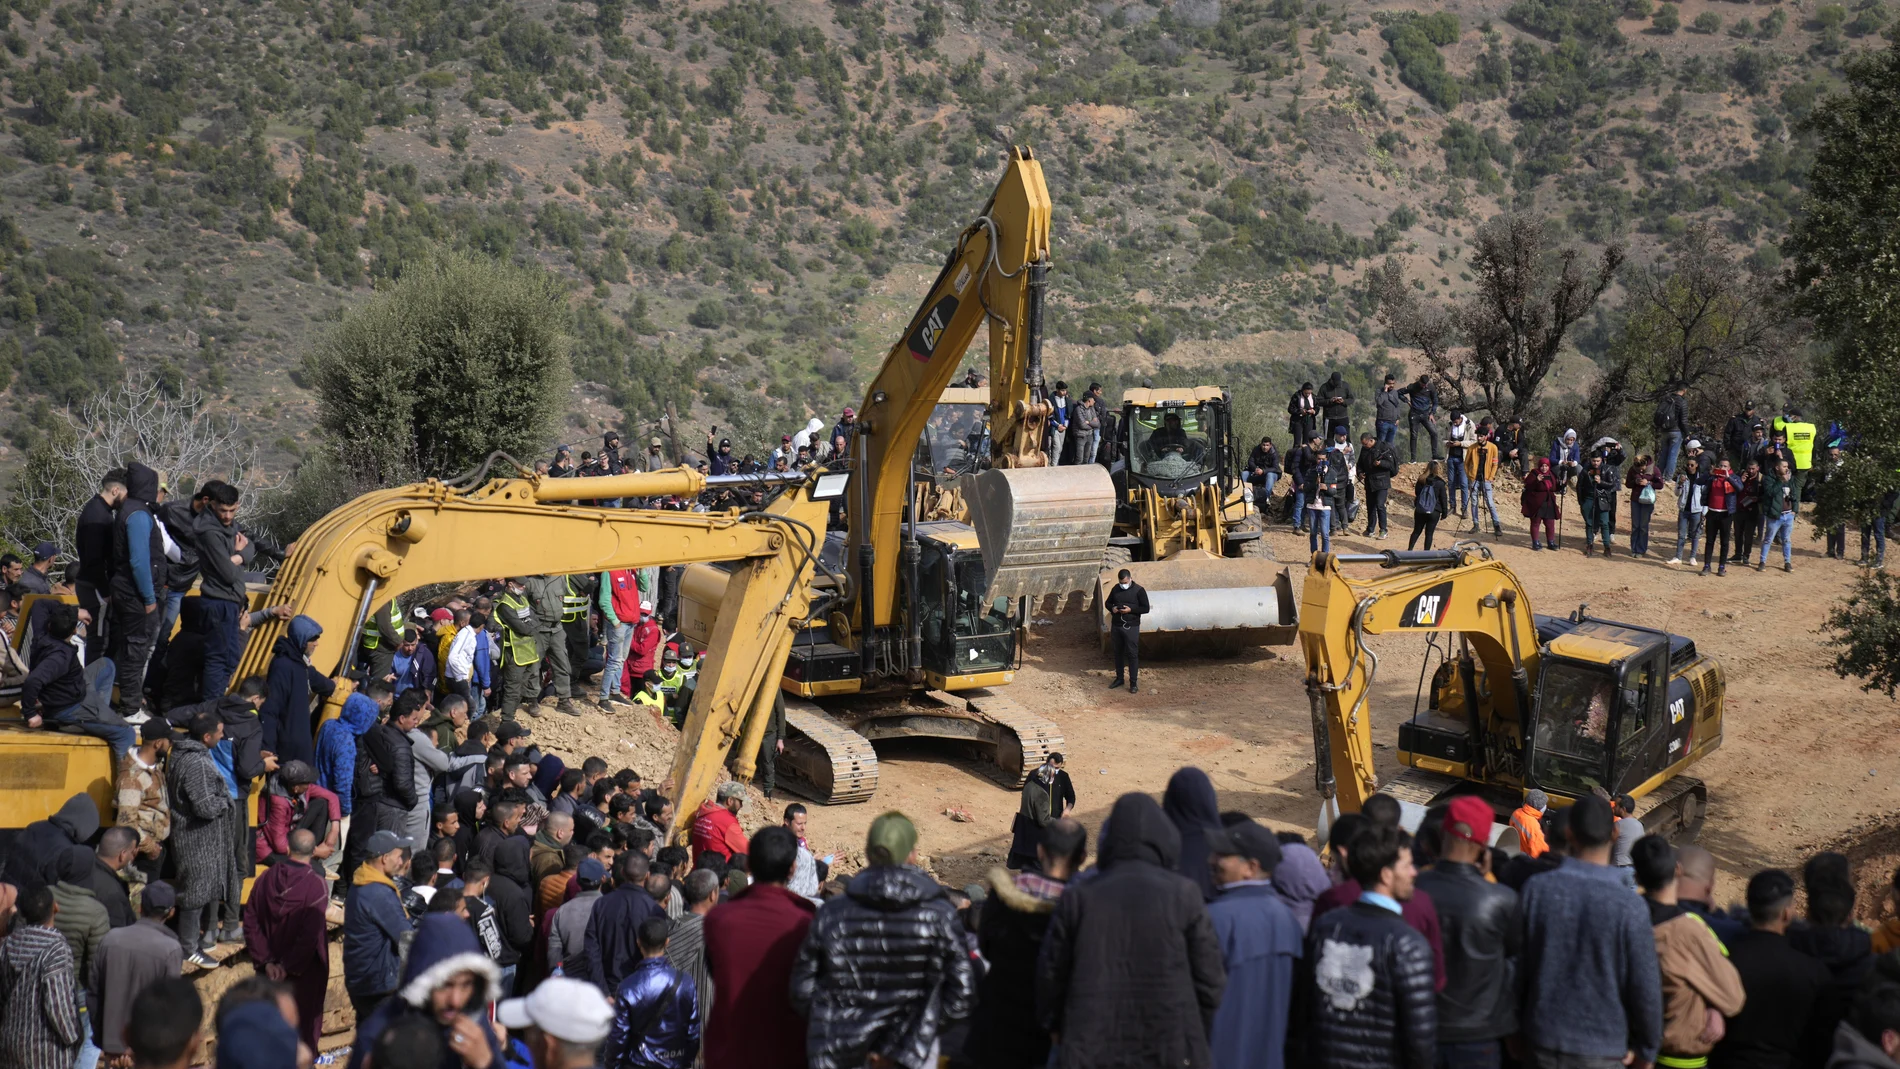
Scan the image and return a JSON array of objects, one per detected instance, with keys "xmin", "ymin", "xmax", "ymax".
[
  {"xmin": 1372, "ymin": 257, "xmax": 1484, "ymax": 408},
  {"xmin": 1, "ymin": 375, "xmax": 279, "ymax": 553},
  {"xmin": 1455, "ymin": 214, "xmax": 1625, "ymax": 420}
]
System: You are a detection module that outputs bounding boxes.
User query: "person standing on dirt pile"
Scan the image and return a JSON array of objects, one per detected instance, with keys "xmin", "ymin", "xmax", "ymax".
[
  {"xmin": 1711, "ymin": 869, "xmax": 1832, "ymax": 1069},
  {"xmin": 791, "ymin": 811, "xmax": 976, "ymax": 1069},
  {"xmin": 1413, "ymin": 798, "xmax": 1518, "ymax": 1069},
  {"xmin": 1358, "ymin": 431, "xmax": 1398, "ymax": 541},
  {"xmin": 1398, "ymin": 374, "xmax": 1442, "ymax": 462},
  {"xmin": 1249, "ymin": 436, "xmax": 1283, "ymax": 520},
  {"xmin": 1633, "ymin": 835, "xmax": 1746, "ymax": 1069},
  {"xmin": 1288, "ymin": 382, "xmax": 1321, "ymax": 448},
  {"xmin": 1290, "ymin": 434, "xmax": 1323, "ymax": 533},
  {"xmin": 1306, "ymin": 437, "xmax": 1343, "ymax": 555},
  {"xmin": 1446, "ymin": 411, "xmax": 1476, "ymax": 518},
  {"xmin": 596, "ymin": 570, "xmax": 637, "ymax": 709},
  {"xmin": 1292, "ymin": 821, "xmax": 1436, "ymax": 1069},
  {"xmin": 74, "ymin": 468, "xmax": 126, "ymax": 663},
  {"xmin": 1671, "ymin": 454, "xmax": 1713, "ymax": 568},
  {"xmin": 1038, "ymin": 792, "xmax": 1226, "ymax": 1069},
  {"xmin": 1465, "ymin": 425, "xmax": 1504, "ymax": 537},
  {"xmin": 1758, "ymin": 460, "xmax": 1799, "ymax": 573},
  {"xmin": 1320, "ymin": 372, "xmax": 1355, "ymax": 441},
  {"xmin": 495, "ymin": 578, "xmax": 542, "ymax": 719},
  {"xmin": 955, "ymin": 819, "xmax": 1085, "ymax": 1069},
  {"xmin": 1409, "ymin": 461, "xmax": 1450, "ymax": 551},
  {"xmin": 191, "ymin": 480, "xmax": 250, "ymax": 703},
  {"xmin": 1518, "ymin": 794, "xmax": 1662, "ymax": 1069},
  {"xmin": 1205, "ymin": 820, "xmax": 1302, "ymax": 1069},
  {"xmin": 1374, "ymin": 374, "xmax": 1405, "ymax": 446},
  {"xmin": 526, "ymin": 575, "xmax": 581, "ymax": 717},
  {"xmin": 1625, "ymin": 453, "xmax": 1666, "ymax": 559},
  {"xmin": 1724, "ymin": 401, "xmax": 1758, "ymax": 471},
  {"xmin": 1523, "ymin": 458, "xmax": 1562, "ymax": 552},
  {"xmin": 1577, "ymin": 452, "xmax": 1620, "ymax": 557},
  {"xmin": 1103, "ymin": 567, "xmax": 1149, "ymax": 695},
  {"xmin": 1701, "ymin": 460, "xmax": 1741, "ymax": 576},
  {"xmin": 1731, "ymin": 461, "xmax": 1764, "ymax": 567},
  {"xmin": 1656, "ymin": 381, "xmax": 1691, "ymax": 479},
  {"xmin": 109, "ymin": 461, "xmax": 167, "ymax": 723}
]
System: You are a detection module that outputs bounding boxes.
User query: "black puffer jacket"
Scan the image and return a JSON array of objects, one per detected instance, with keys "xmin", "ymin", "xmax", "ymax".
[
  {"xmin": 1038, "ymin": 792, "xmax": 1226, "ymax": 1069},
  {"xmin": 1295, "ymin": 900, "xmax": 1437, "ymax": 1069},
  {"xmin": 355, "ymin": 721, "xmax": 417, "ymax": 828},
  {"xmin": 789, "ymin": 864, "xmax": 976, "ymax": 1069},
  {"xmin": 1412, "ymin": 861, "xmax": 1519, "ymax": 1042}
]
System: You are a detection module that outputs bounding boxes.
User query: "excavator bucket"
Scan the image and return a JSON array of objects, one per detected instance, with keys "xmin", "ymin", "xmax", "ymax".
[
  {"xmin": 962, "ymin": 465, "xmax": 1117, "ymax": 608},
  {"xmin": 1097, "ymin": 555, "xmax": 1299, "ymax": 655}
]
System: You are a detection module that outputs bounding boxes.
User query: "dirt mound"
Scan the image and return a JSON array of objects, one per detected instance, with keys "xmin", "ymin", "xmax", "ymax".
[{"xmin": 511, "ymin": 697, "xmax": 682, "ymax": 785}]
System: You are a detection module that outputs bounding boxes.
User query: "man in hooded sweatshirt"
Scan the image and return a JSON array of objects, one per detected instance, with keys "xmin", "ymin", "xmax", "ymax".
[
  {"xmin": 347, "ymin": 912, "xmax": 504, "ymax": 1069},
  {"xmin": 3, "ymin": 792, "xmax": 102, "ymax": 890},
  {"xmin": 791, "ymin": 811, "xmax": 977, "ymax": 1069},
  {"xmin": 244, "ymin": 829, "xmax": 331, "ymax": 1053},
  {"xmin": 108, "ymin": 461, "xmax": 168, "ymax": 721},
  {"xmin": 1038, "ymin": 793, "xmax": 1226, "ymax": 1069},
  {"xmin": 21, "ymin": 601, "xmax": 139, "ymax": 758},
  {"xmin": 316, "ymin": 683, "xmax": 392, "ymax": 877},
  {"xmin": 1320, "ymin": 372, "xmax": 1355, "ymax": 441},
  {"xmin": 260, "ymin": 615, "xmax": 335, "ymax": 768}
]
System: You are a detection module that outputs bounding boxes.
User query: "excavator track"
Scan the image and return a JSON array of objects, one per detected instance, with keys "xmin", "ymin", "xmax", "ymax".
[
  {"xmin": 962, "ymin": 689, "xmax": 1065, "ymax": 787},
  {"xmin": 1635, "ymin": 775, "xmax": 1707, "ymax": 844},
  {"xmin": 781, "ymin": 700, "xmax": 880, "ymax": 805}
]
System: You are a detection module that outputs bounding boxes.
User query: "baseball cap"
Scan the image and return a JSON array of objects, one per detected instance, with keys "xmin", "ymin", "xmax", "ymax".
[
  {"xmin": 497, "ymin": 977, "xmax": 614, "ymax": 1044},
  {"xmin": 430, "ymin": 608, "xmax": 454, "ymax": 623},
  {"xmin": 718, "ymin": 438, "xmax": 731, "ymax": 449},
  {"xmin": 577, "ymin": 857, "xmax": 606, "ymax": 883},
  {"xmin": 142, "ymin": 880, "xmax": 176, "ymax": 912},
  {"xmin": 842, "ymin": 406, "xmax": 856, "ymax": 418},
  {"xmin": 31, "ymin": 541, "xmax": 57, "ymax": 561},
  {"xmin": 1207, "ymin": 821, "xmax": 1283, "ymax": 871},
  {"xmin": 716, "ymin": 782, "xmax": 747, "ymax": 802},
  {"xmin": 1687, "ymin": 439, "xmax": 1702, "ymax": 450},
  {"xmin": 781, "ymin": 434, "xmax": 792, "ymax": 442},
  {"xmin": 507, "ymin": 576, "xmax": 531, "ymax": 587},
  {"xmin": 1442, "ymin": 796, "xmax": 1493, "ymax": 845},
  {"xmin": 496, "ymin": 721, "xmax": 533, "ymax": 743},
  {"xmin": 640, "ymin": 599, "xmax": 654, "ymax": 613},
  {"xmin": 865, "ymin": 810, "xmax": 918, "ymax": 867},
  {"xmin": 365, "ymin": 830, "xmax": 412, "ymax": 857},
  {"xmin": 661, "ymin": 647, "xmax": 680, "ymax": 663}
]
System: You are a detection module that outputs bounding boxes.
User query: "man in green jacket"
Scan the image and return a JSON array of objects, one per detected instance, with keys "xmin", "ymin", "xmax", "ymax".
[
  {"xmin": 1758, "ymin": 460, "xmax": 1799, "ymax": 572},
  {"xmin": 495, "ymin": 579, "xmax": 542, "ymax": 719}
]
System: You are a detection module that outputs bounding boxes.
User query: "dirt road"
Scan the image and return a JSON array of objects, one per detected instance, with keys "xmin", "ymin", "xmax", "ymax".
[{"xmin": 794, "ymin": 481, "xmax": 1896, "ymax": 908}]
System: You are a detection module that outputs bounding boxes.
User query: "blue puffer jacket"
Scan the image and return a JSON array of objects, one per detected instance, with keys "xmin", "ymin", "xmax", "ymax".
[
  {"xmin": 604, "ymin": 956, "xmax": 701, "ymax": 1069},
  {"xmin": 315, "ymin": 691, "xmax": 380, "ymax": 815}
]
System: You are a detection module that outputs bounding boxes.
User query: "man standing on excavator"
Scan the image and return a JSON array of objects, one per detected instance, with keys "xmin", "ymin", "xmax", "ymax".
[
  {"xmin": 495, "ymin": 579, "xmax": 541, "ymax": 719},
  {"xmin": 1104, "ymin": 568, "xmax": 1150, "ymax": 695}
]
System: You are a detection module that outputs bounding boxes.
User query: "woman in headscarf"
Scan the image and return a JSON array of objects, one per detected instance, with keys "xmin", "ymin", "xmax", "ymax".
[
  {"xmin": 1268, "ymin": 835, "xmax": 1330, "ymax": 932},
  {"xmin": 260, "ymin": 614, "xmax": 336, "ymax": 766},
  {"xmin": 1161, "ymin": 767, "xmax": 1221, "ymax": 901},
  {"xmin": 531, "ymin": 754, "xmax": 568, "ymax": 804}
]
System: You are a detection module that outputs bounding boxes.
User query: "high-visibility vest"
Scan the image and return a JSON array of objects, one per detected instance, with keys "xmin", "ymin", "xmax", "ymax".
[
  {"xmin": 361, "ymin": 601, "xmax": 403, "ymax": 651},
  {"xmin": 1510, "ymin": 805, "xmax": 1549, "ymax": 858},
  {"xmin": 497, "ymin": 592, "xmax": 540, "ymax": 666},
  {"xmin": 655, "ymin": 666, "xmax": 688, "ymax": 699},
  {"xmin": 561, "ymin": 576, "xmax": 589, "ymax": 623},
  {"xmin": 1783, "ymin": 421, "xmax": 1817, "ymax": 470},
  {"xmin": 633, "ymin": 688, "xmax": 668, "ymax": 724}
]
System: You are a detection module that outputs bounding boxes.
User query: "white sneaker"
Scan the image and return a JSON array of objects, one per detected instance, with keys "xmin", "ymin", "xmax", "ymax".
[
  {"xmin": 123, "ymin": 711, "xmax": 151, "ymax": 726},
  {"xmin": 1687, "ymin": 555, "xmax": 1698, "ymax": 567},
  {"xmin": 1666, "ymin": 557, "xmax": 1681, "ymax": 565}
]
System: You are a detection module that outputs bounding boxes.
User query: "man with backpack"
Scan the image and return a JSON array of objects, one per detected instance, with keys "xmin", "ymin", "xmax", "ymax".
[{"xmin": 1655, "ymin": 382, "xmax": 1690, "ymax": 478}]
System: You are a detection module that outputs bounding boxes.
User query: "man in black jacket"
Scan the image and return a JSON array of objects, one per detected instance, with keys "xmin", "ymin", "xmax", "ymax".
[
  {"xmin": 1102, "ymin": 568, "xmax": 1150, "ymax": 695},
  {"xmin": 1039, "ymin": 792, "xmax": 1225, "ymax": 1069},
  {"xmin": 342, "ymin": 693, "xmax": 420, "ymax": 881},
  {"xmin": 1655, "ymin": 382, "xmax": 1690, "ymax": 478},
  {"xmin": 959, "ymin": 819, "xmax": 1085, "ymax": 1069},
  {"xmin": 75, "ymin": 467, "xmax": 126, "ymax": 662},
  {"xmin": 1288, "ymin": 382, "xmax": 1321, "ymax": 446},
  {"xmin": 1321, "ymin": 372, "xmax": 1356, "ymax": 440},
  {"xmin": 1357, "ymin": 432, "xmax": 1399, "ymax": 540},
  {"xmin": 1296, "ymin": 823, "xmax": 1437, "ymax": 1069},
  {"xmin": 1412, "ymin": 798, "xmax": 1518, "ymax": 1069},
  {"xmin": 1711, "ymin": 869, "xmax": 1833, "ymax": 1069},
  {"xmin": 20, "ymin": 602, "xmax": 138, "ymax": 756},
  {"xmin": 791, "ymin": 811, "xmax": 976, "ymax": 1069},
  {"xmin": 192, "ymin": 481, "xmax": 250, "ymax": 700},
  {"xmin": 109, "ymin": 462, "xmax": 168, "ymax": 721},
  {"xmin": 1724, "ymin": 401, "xmax": 1757, "ymax": 468}
]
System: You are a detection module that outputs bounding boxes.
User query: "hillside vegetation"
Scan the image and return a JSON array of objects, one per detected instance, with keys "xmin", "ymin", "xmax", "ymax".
[{"xmin": 0, "ymin": 0, "xmax": 1877, "ymax": 467}]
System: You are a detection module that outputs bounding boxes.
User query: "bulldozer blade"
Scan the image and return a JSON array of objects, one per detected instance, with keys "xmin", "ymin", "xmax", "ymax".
[
  {"xmin": 962, "ymin": 465, "xmax": 1116, "ymax": 608},
  {"xmin": 1096, "ymin": 557, "xmax": 1298, "ymax": 655}
]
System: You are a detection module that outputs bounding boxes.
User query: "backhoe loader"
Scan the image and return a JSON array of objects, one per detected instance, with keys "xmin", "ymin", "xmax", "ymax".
[
  {"xmin": 1096, "ymin": 386, "xmax": 1298, "ymax": 656},
  {"xmin": 678, "ymin": 146, "xmax": 1117, "ymax": 804},
  {"xmin": 1301, "ymin": 545, "xmax": 1721, "ymax": 843},
  {"xmin": 0, "ymin": 462, "xmax": 849, "ymax": 845}
]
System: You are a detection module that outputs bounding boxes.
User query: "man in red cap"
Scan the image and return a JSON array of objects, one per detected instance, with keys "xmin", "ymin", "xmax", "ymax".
[{"xmin": 1413, "ymin": 797, "xmax": 1521, "ymax": 1069}]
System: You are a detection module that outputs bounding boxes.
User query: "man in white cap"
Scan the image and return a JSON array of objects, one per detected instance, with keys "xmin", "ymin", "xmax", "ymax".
[{"xmin": 498, "ymin": 976, "xmax": 615, "ymax": 1069}]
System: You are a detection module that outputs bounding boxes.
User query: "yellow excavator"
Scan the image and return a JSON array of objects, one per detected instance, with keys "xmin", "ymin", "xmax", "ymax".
[
  {"xmin": 679, "ymin": 146, "xmax": 1118, "ymax": 804},
  {"xmin": 1302, "ymin": 545, "xmax": 1722, "ymax": 842},
  {"xmin": 1097, "ymin": 385, "xmax": 1297, "ymax": 656}
]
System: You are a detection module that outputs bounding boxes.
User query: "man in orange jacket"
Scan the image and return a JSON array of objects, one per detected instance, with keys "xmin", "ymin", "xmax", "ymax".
[{"xmin": 1511, "ymin": 788, "xmax": 1551, "ymax": 858}]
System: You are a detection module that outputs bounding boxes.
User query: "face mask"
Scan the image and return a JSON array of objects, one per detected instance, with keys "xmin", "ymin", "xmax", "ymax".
[{"xmin": 1118, "ymin": 581, "xmax": 1131, "ymax": 590}]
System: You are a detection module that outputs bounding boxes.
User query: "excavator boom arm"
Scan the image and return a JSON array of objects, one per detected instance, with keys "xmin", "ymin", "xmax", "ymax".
[
  {"xmin": 1299, "ymin": 548, "xmax": 1543, "ymax": 815},
  {"xmin": 232, "ymin": 465, "xmax": 836, "ymax": 840}
]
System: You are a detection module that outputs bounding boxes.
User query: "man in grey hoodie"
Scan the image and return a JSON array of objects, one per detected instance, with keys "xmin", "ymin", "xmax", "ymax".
[{"xmin": 191, "ymin": 481, "xmax": 250, "ymax": 700}]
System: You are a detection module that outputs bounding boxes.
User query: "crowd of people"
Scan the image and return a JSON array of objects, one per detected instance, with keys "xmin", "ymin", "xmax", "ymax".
[{"xmin": 1242, "ymin": 377, "xmax": 1895, "ymax": 571}]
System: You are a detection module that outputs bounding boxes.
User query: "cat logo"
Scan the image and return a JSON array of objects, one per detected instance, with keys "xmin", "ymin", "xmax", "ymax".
[
  {"xmin": 1397, "ymin": 582, "xmax": 1455, "ymax": 628},
  {"xmin": 907, "ymin": 295, "xmax": 960, "ymax": 362},
  {"xmin": 1669, "ymin": 698, "xmax": 1686, "ymax": 725}
]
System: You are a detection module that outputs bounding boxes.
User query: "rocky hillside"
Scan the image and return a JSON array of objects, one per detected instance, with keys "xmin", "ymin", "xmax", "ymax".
[{"xmin": 0, "ymin": 0, "xmax": 1873, "ymax": 468}]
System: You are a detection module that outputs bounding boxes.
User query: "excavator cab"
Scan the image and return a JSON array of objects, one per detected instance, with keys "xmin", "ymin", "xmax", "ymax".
[{"xmin": 915, "ymin": 523, "xmax": 1017, "ymax": 680}]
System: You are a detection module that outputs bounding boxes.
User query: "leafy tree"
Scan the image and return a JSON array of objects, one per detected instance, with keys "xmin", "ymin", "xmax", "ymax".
[
  {"xmin": 302, "ymin": 252, "xmax": 572, "ymax": 487},
  {"xmin": 1788, "ymin": 41, "xmax": 1900, "ymax": 695},
  {"xmin": 1652, "ymin": 4, "xmax": 1680, "ymax": 33}
]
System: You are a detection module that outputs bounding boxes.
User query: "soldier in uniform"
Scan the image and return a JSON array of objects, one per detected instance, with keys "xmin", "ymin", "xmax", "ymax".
[
  {"xmin": 495, "ymin": 578, "xmax": 542, "ymax": 719},
  {"xmin": 527, "ymin": 575, "xmax": 581, "ymax": 716}
]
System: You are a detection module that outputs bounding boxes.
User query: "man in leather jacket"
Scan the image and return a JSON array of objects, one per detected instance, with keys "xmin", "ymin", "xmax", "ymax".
[
  {"xmin": 1294, "ymin": 823, "xmax": 1437, "ymax": 1069},
  {"xmin": 603, "ymin": 915, "xmax": 700, "ymax": 1069},
  {"xmin": 790, "ymin": 812, "xmax": 975, "ymax": 1069},
  {"xmin": 1412, "ymin": 798, "xmax": 1520, "ymax": 1069}
]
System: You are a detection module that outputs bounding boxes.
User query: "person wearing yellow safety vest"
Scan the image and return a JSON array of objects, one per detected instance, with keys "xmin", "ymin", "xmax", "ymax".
[
  {"xmin": 360, "ymin": 599, "xmax": 406, "ymax": 682},
  {"xmin": 654, "ymin": 646, "xmax": 689, "ymax": 713},
  {"xmin": 1773, "ymin": 406, "xmax": 1817, "ymax": 515},
  {"xmin": 525, "ymin": 575, "xmax": 581, "ymax": 716},
  {"xmin": 631, "ymin": 669, "xmax": 667, "ymax": 725},
  {"xmin": 560, "ymin": 572, "xmax": 597, "ymax": 700},
  {"xmin": 494, "ymin": 578, "xmax": 542, "ymax": 720},
  {"xmin": 1634, "ymin": 835, "xmax": 1744, "ymax": 1069}
]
